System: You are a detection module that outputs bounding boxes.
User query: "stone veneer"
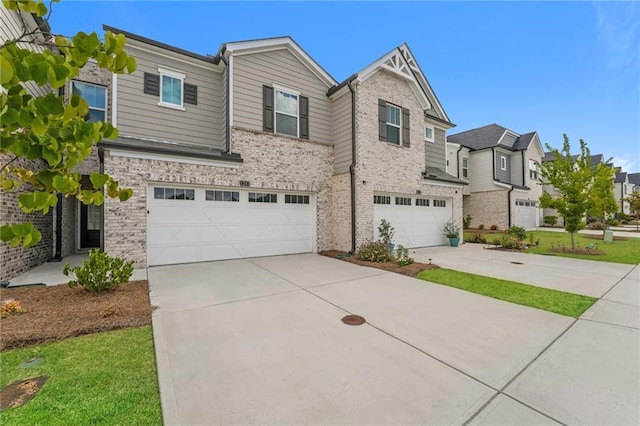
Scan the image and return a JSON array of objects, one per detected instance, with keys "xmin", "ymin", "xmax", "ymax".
[
  {"xmin": 330, "ymin": 173, "xmax": 352, "ymax": 252},
  {"xmin": 351, "ymin": 70, "xmax": 463, "ymax": 247},
  {"xmin": 103, "ymin": 127, "xmax": 334, "ymax": 266},
  {"xmin": 464, "ymin": 190, "xmax": 509, "ymax": 230},
  {"xmin": 0, "ymin": 155, "xmax": 54, "ymax": 281}
]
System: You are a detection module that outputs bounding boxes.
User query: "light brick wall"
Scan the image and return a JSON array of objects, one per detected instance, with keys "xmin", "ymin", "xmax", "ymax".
[
  {"xmin": 464, "ymin": 190, "xmax": 509, "ymax": 230},
  {"xmin": 352, "ymin": 71, "xmax": 463, "ymax": 247},
  {"xmin": 330, "ymin": 173, "xmax": 352, "ymax": 252},
  {"xmin": 103, "ymin": 127, "xmax": 334, "ymax": 266}
]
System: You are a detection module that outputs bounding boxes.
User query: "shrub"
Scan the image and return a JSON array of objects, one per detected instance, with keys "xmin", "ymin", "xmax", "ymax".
[
  {"xmin": 501, "ymin": 234, "xmax": 524, "ymax": 250},
  {"xmin": 356, "ymin": 241, "xmax": 393, "ymax": 262},
  {"xmin": 463, "ymin": 214, "xmax": 472, "ymax": 229},
  {"xmin": 1, "ymin": 299, "xmax": 26, "ymax": 318},
  {"xmin": 465, "ymin": 233, "xmax": 487, "ymax": 244},
  {"xmin": 394, "ymin": 245, "xmax": 414, "ymax": 266},
  {"xmin": 478, "ymin": 224, "xmax": 485, "ymax": 230},
  {"xmin": 443, "ymin": 219, "xmax": 460, "ymax": 238},
  {"xmin": 64, "ymin": 249, "xmax": 134, "ymax": 292},
  {"xmin": 586, "ymin": 221, "xmax": 605, "ymax": 230},
  {"xmin": 491, "ymin": 238, "xmax": 501, "ymax": 246},
  {"xmin": 543, "ymin": 215, "xmax": 558, "ymax": 226},
  {"xmin": 489, "ymin": 224, "xmax": 499, "ymax": 231},
  {"xmin": 377, "ymin": 219, "xmax": 395, "ymax": 246},
  {"xmin": 617, "ymin": 212, "xmax": 630, "ymax": 221},
  {"xmin": 606, "ymin": 219, "xmax": 620, "ymax": 227},
  {"xmin": 508, "ymin": 225, "xmax": 527, "ymax": 241}
]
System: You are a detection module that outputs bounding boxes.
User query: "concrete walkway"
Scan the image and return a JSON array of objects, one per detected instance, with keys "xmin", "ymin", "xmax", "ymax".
[{"xmin": 149, "ymin": 253, "xmax": 639, "ymax": 425}]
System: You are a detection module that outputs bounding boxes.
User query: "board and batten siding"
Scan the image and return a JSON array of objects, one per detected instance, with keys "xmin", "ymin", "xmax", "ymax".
[
  {"xmin": 468, "ymin": 149, "xmax": 495, "ymax": 192},
  {"xmin": 425, "ymin": 127, "xmax": 447, "ymax": 170},
  {"xmin": 332, "ymin": 92, "xmax": 353, "ymax": 174},
  {"xmin": 232, "ymin": 49, "xmax": 333, "ymax": 144},
  {"xmin": 116, "ymin": 41, "xmax": 225, "ymax": 150},
  {"xmin": 494, "ymin": 149, "xmax": 511, "ymax": 183},
  {"xmin": 510, "ymin": 151, "xmax": 524, "ymax": 187}
]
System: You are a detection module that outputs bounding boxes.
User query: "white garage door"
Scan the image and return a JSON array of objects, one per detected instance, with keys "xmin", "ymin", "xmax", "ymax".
[
  {"xmin": 373, "ymin": 194, "xmax": 452, "ymax": 248},
  {"xmin": 148, "ymin": 185, "xmax": 314, "ymax": 266},
  {"xmin": 514, "ymin": 200, "xmax": 539, "ymax": 229}
]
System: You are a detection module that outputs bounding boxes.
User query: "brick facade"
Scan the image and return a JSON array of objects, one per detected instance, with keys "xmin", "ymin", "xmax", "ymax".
[
  {"xmin": 464, "ymin": 190, "xmax": 509, "ymax": 230},
  {"xmin": 330, "ymin": 173, "xmax": 352, "ymax": 252}
]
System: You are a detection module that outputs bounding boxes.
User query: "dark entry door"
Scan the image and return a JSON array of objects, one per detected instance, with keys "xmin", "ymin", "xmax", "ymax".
[{"xmin": 80, "ymin": 203, "xmax": 101, "ymax": 249}]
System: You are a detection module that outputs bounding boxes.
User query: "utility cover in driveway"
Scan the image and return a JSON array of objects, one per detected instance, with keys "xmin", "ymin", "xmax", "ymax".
[{"xmin": 148, "ymin": 186, "xmax": 314, "ymax": 266}]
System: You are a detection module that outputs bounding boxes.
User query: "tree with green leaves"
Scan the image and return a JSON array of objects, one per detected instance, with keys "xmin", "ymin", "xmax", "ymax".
[
  {"xmin": 588, "ymin": 162, "xmax": 617, "ymax": 235},
  {"xmin": 1, "ymin": 0, "xmax": 136, "ymax": 248},
  {"xmin": 539, "ymin": 134, "xmax": 595, "ymax": 249},
  {"xmin": 625, "ymin": 192, "xmax": 640, "ymax": 230}
]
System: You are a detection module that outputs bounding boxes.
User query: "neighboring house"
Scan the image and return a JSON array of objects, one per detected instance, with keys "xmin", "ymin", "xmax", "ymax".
[
  {"xmin": 2, "ymin": 24, "xmax": 465, "ymax": 278},
  {"xmin": 446, "ymin": 124, "xmax": 543, "ymax": 230},
  {"xmin": 629, "ymin": 173, "xmax": 640, "ymax": 194},
  {"xmin": 613, "ymin": 170, "xmax": 634, "ymax": 215},
  {"xmin": 0, "ymin": 7, "xmax": 55, "ymax": 281}
]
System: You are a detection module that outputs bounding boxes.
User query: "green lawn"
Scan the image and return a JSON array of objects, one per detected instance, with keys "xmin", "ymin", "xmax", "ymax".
[
  {"xmin": 526, "ymin": 230, "xmax": 640, "ymax": 264},
  {"xmin": 0, "ymin": 326, "xmax": 161, "ymax": 425},
  {"xmin": 417, "ymin": 268, "xmax": 596, "ymax": 317}
]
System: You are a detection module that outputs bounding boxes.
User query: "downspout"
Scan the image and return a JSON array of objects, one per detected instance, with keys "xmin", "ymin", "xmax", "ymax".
[
  {"xmin": 98, "ymin": 146, "xmax": 105, "ymax": 250},
  {"xmin": 507, "ymin": 185, "xmax": 514, "ymax": 228},
  {"xmin": 348, "ymin": 80, "xmax": 357, "ymax": 254},
  {"xmin": 521, "ymin": 151, "xmax": 526, "ymax": 186},
  {"xmin": 219, "ymin": 50, "xmax": 231, "ymax": 153},
  {"xmin": 492, "ymin": 147, "xmax": 497, "ymax": 181},
  {"xmin": 456, "ymin": 145, "xmax": 463, "ymax": 178},
  {"xmin": 52, "ymin": 85, "xmax": 65, "ymax": 261}
]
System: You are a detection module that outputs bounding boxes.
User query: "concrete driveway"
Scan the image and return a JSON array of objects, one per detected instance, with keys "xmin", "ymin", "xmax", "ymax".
[{"xmin": 149, "ymin": 253, "xmax": 639, "ymax": 425}]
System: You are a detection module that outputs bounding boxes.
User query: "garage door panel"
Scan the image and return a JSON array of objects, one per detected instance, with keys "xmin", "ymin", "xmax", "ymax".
[
  {"xmin": 149, "ymin": 244, "xmax": 199, "ymax": 266},
  {"xmin": 148, "ymin": 225, "xmax": 199, "ymax": 245}
]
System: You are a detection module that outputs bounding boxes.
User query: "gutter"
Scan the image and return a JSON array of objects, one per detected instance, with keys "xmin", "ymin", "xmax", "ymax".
[
  {"xmin": 219, "ymin": 50, "xmax": 231, "ymax": 153},
  {"xmin": 98, "ymin": 146, "xmax": 105, "ymax": 250},
  {"xmin": 348, "ymin": 79, "xmax": 357, "ymax": 253},
  {"xmin": 521, "ymin": 151, "xmax": 525, "ymax": 187}
]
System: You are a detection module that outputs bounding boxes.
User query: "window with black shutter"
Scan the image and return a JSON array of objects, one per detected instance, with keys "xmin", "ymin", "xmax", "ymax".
[
  {"xmin": 263, "ymin": 85, "xmax": 308, "ymax": 138},
  {"xmin": 378, "ymin": 99, "xmax": 410, "ymax": 147}
]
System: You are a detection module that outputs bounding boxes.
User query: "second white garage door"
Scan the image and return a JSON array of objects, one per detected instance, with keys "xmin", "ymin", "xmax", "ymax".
[
  {"xmin": 148, "ymin": 186, "xmax": 314, "ymax": 266},
  {"xmin": 373, "ymin": 194, "xmax": 452, "ymax": 248},
  {"xmin": 514, "ymin": 200, "xmax": 539, "ymax": 229}
]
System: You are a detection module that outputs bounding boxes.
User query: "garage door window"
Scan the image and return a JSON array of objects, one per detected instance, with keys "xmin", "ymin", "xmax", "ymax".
[
  {"xmin": 434, "ymin": 199, "xmax": 447, "ymax": 207},
  {"xmin": 395, "ymin": 197, "xmax": 411, "ymax": 206},
  {"xmin": 285, "ymin": 194, "xmax": 310, "ymax": 204},
  {"xmin": 416, "ymin": 198, "xmax": 430, "ymax": 207},
  {"xmin": 206, "ymin": 190, "xmax": 239, "ymax": 202},
  {"xmin": 374, "ymin": 195, "xmax": 391, "ymax": 204},
  {"xmin": 249, "ymin": 192, "xmax": 277, "ymax": 203},
  {"xmin": 154, "ymin": 187, "xmax": 195, "ymax": 200}
]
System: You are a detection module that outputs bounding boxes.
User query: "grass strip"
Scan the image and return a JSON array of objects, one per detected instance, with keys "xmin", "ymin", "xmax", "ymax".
[
  {"xmin": 0, "ymin": 326, "xmax": 161, "ymax": 425},
  {"xmin": 417, "ymin": 268, "xmax": 596, "ymax": 317}
]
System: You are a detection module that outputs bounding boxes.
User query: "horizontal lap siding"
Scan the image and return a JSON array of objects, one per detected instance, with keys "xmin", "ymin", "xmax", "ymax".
[
  {"xmin": 469, "ymin": 150, "xmax": 495, "ymax": 192},
  {"xmin": 116, "ymin": 43, "xmax": 224, "ymax": 149},
  {"xmin": 233, "ymin": 49, "xmax": 332, "ymax": 144},
  {"xmin": 425, "ymin": 127, "xmax": 446, "ymax": 169},
  {"xmin": 333, "ymin": 93, "xmax": 352, "ymax": 174}
]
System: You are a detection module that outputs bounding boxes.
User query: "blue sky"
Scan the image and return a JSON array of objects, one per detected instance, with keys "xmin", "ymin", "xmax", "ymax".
[{"xmin": 50, "ymin": 1, "xmax": 639, "ymax": 172}]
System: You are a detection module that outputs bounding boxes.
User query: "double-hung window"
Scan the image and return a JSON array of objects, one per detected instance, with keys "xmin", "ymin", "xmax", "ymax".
[
  {"xmin": 263, "ymin": 85, "xmax": 309, "ymax": 139},
  {"xmin": 386, "ymin": 104, "xmax": 401, "ymax": 144},
  {"xmin": 500, "ymin": 155, "xmax": 507, "ymax": 171},
  {"xmin": 159, "ymin": 68, "xmax": 185, "ymax": 109},
  {"xmin": 424, "ymin": 125, "xmax": 434, "ymax": 142},
  {"xmin": 378, "ymin": 99, "xmax": 410, "ymax": 147},
  {"xmin": 462, "ymin": 158, "xmax": 469, "ymax": 178},
  {"xmin": 71, "ymin": 81, "xmax": 107, "ymax": 122},
  {"xmin": 275, "ymin": 88, "xmax": 299, "ymax": 137},
  {"xmin": 529, "ymin": 160, "xmax": 538, "ymax": 180}
]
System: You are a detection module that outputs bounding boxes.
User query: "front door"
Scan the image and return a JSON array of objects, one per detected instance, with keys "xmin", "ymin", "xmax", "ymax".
[{"xmin": 80, "ymin": 202, "xmax": 101, "ymax": 249}]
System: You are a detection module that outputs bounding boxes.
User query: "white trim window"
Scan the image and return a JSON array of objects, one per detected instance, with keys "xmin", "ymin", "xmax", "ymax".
[
  {"xmin": 386, "ymin": 103, "xmax": 401, "ymax": 144},
  {"xmin": 500, "ymin": 155, "xmax": 507, "ymax": 171},
  {"xmin": 158, "ymin": 67, "xmax": 185, "ymax": 110},
  {"xmin": 424, "ymin": 125, "xmax": 434, "ymax": 142},
  {"xmin": 462, "ymin": 158, "xmax": 469, "ymax": 178},
  {"xmin": 71, "ymin": 81, "xmax": 107, "ymax": 122},
  {"xmin": 274, "ymin": 87, "xmax": 299, "ymax": 137},
  {"xmin": 529, "ymin": 160, "xmax": 538, "ymax": 180}
]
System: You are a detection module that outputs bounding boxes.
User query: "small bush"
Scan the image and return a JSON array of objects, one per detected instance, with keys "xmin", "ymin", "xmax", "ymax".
[
  {"xmin": 478, "ymin": 224, "xmax": 485, "ymax": 230},
  {"xmin": 490, "ymin": 224, "xmax": 499, "ymax": 231},
  {"xmin": 491, "ymin": 238, "xmax": 501, "ymax": 246},
  {"xmin": 606, "ymin": 219, "xmax": 620, "ymax": 226},
  {"xmin": 465, "ymin": 233, "xmax": 487, "ymax": 244},
  {"xmin": 543, "ymin": 215, "xmax": 558, "ymax": 226},
  {"xmin": 1, "ymin": 299, "xmax": 26, "ymax": 318},
  {"xmin": 617, "ymin": 213, "xmax": 631, "ymax": 221},
  {"xmin": 508, "ymin": 225, "xmax": 527, "ymax": 241},
  {"xmin": 463, "ymin": 214, "xmax": 472, "ymax": 229},
  {"xmin": 394, "ymin": 245, "xmax": 414, "ymax": 266},
  {"xmin": 356, "ymin": 241, "xmax": 393, "ymax": 262},
  {"xmin": 64, "ymin": 249, "xmax": 134, "ymax": 292},
  {"xmin": 586, "ymin": 221, "xmax": 605, "ymax": 230},
  {"xmin": 501, "ymin": 234, "xmax": 524, "ymax": 250}
]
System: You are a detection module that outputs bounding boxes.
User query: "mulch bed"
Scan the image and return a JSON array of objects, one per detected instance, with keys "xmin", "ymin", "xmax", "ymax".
[
  {"xmin": 1, "ymin": 281, "xmax": 152, "ymax": 351},
  {"xmin": 582, "ymin": 234, "xmax": 628, "ymax": 241},
  {"xmin": 319, "ymin": 250, "xmax": 438, "ymax": 277},
  {"xmin": 548, "ymin": 248, "xmax": 603, "ymax": 256}
]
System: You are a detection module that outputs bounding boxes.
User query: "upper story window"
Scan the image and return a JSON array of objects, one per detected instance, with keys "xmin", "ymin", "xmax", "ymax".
[
  {"xmin": 424, "ymin": 125, "xmax": 434, "ymax": 142},
  {"xmin": 378, "ymin": 99, "xmax": 410, "ymax": 147},
  {"xmin": 263, "ymin": 85, "xmax": 309, "ymax": 139},
  {"xmin": 500, "ymin": 155, "xmax": 507, "ymax": 171},
  {"xmin": 72, "ymin": 81, "xmax": 106, "ymax": 122},
  {"xmin": 159, "ymin": 67, "xmax": 184, "ymax": 109},
  {"xmin": 529, "ymin": 160, "xmax": 538, "ymax": 180},
  {"xmin": 462, "ymin": 158, "xmax": 469, "ymax": 178}
]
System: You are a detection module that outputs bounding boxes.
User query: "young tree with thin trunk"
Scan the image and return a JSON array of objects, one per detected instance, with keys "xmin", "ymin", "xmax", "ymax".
[{"xmin": 588, "ymin": 162, "xmax": 617, "ymax": 236}]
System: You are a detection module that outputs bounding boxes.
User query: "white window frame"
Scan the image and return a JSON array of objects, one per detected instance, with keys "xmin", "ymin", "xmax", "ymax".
[
  {"xmin": 529, "ymin": 160, "xmax": 538, "ymax": 180},
  {"xmin": 71, "ymin": 81, "xmax": 107, "ymax": 122},
  {"xmin": 273, "ymin": 85, "xmax": 300, "ymax": 137},
  {"xmin": 424, "ymin": 125, "xmax": 435, "ymax": 142},
  {"xmin": 386, "ymin": 103, "xmax": 401, "ymax": 145},
  {"xmin": 158, "ymin": 67, "xmax": 185, "ymax": 111},
  {"xmin": 462, "ymin": 158, "xmax": 469, "ymax": 178},
  {"xmin": 500, "ymin": 155, "xmax": 507, "ymax": 171}
]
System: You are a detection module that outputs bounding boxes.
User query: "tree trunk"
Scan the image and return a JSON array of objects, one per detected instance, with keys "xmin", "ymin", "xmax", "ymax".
[{"xmin": 570, "ymin": 231, "xmax": 576, "ymax": 250}]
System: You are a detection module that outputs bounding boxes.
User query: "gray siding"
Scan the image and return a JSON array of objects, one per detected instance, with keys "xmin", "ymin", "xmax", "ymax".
[
  {"xmin": 332, "ymin": 91, "xmax": 352, "ymax": 174},
  {"xmin": 510, "ymin": 152, "xmax": 524, "ymax": 186},
  {"xmin": 232, "ymin": 49, "xmax": 333, "ymax": 144},
  {"xmin": 116, "ymin": 40, "xmax": 224, "ymax": 149},
  {"xmin": 500, "ymin": 133, "xmax": 517, "ymax": 148},
  {"xmin": 426, "ymin": 127, "xmax": 446, "ymax": 169},
  {"xmin": 220, "ymin": 65, "xmax": 228, "ymax": 148},
  {"xmin": 495, "ymin": 150, "xmax": 511, "ymax": 183},
  {"xmin": 469, "ymin": 150, "xmax": 495, "ymax": 192}
]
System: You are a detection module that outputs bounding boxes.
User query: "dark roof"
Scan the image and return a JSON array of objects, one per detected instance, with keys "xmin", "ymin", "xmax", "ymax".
[
  {"xmin": 628, "ymin": 173, "xmax": 640, "ymax": 185},
  {"xmin": 541, "ymin": 152, "xmax": 605, "ymax": 165},
  {"xmin": 422, "ymin": 167, "xmax": 468, "ymax": 185},
  {"xmin": 542, "ymin": 152, "xmax": 555, "ymax": 163},
  {"xmin": 513, "ymin": 132, "xmax": 537, "ymax": 151},
  {"xmin": 614, "ymin": 171, "xmax": 628, "ymax": 183},
  {"xmin": 447, "ymin": 123, "xmax": 536, "ymax": 152},
  {"xmin": 100, "ymin": 137, "xmax": 243, "ymax": 163}
]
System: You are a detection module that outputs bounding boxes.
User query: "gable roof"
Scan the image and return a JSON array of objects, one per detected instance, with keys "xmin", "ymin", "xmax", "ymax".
[
  {"xmin": 628, "ymin": 173, "xmax": 640, "ymax": 185},
  {"xmin": 220, "ymin": 36, "xmax": 337, "ymax": 87},
  {"xmin": 614, "ymin": 171, "xmax": 628, "ymax": 183},
  {"xmin": 448, "ymin": 123, "xmax": 541, "ymax": 152},
  {"xmin": 541, "ymin": 152, "xmax": 606, "ymax": 165}
]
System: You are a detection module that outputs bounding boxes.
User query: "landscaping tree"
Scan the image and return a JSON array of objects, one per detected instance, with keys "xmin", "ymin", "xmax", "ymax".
[
  {"xmin": 624, "ymin": 192, "xmax": 640, "ymax": 230},
  {"xmin": 588, "ymin": 162, "xmax": 617, "ymax": 236},
  {"xmin": 539, "ymin": 134, "xmax": 595, "ymax": 249},
  {"xmin": 1, "ymin": 0, "xmax": 136, "ymax": 248}
]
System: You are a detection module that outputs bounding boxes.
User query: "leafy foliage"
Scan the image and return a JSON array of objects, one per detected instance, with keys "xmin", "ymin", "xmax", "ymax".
[
  {"xmin": 64, "ymin": 249, "xmax": 133, "ymax": 292},
  {"xmin": 462, "ymin": 214, "xmax": 472, "ymax": 229},
  {"xmin": 507, "ymin": 225, "xmax": 527, "ymax": 241},
  {"xmin": 1, "ymin": 299, "xmax": 26, "ymax": 318},
  {"xmin": 1, "ymin": 0, "xmax": 136, "ymax": 247},
  {"xmin": 442, "ymin": 219, "xmax": 460, "ymax": 238},
  {"xmin": 543, "ymin": 215, "xmax": 558, "ymax": 226},
  {"xmin": 464, "ymin": 233, "xmax": 487, "ymax": 244},
  {"xmin": 377, "ymin": 219, "xmax": 395, "ymax": 246},
  {"xmin": 356, "ymin": 241, "xmax": 393, "ymax": 262},
  {"xmin": 625, "ymin": 192, "xmax": 640, "ymax": 216},
  {"xmin": 394, "ymin": 244, "xmax": 414, "ymax": 266},
  {"xmin": 588, "ymin": 163, "xmax": 617, "ymax": 228},
  {"xmin": 500, "ymin": 234, "xmax": 525, "ymax": 250}
]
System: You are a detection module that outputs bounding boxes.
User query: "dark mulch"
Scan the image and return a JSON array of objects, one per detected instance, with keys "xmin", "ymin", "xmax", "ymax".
[
  {"xmin": 0, "ymin": 281, "xmax": 152, "ymax": 351},
  {"xmin": 582, "ymin": 234, "xmax": 628, "ymax": 241},
  {"xmin": 319, "ymin": 250, "xmax": 438, "ymax": 277},
  {"xmin": 549, "ymin": 247, "xmax": 603, "ymax": 256}
]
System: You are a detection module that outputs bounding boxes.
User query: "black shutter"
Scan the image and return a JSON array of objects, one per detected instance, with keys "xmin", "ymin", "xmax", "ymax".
[
  {"xmin": 144, "ymin": 72, "xmax": 160, "ymax": 96},
  {"xmin": 378, "ymin": 99, "xmax": 387, "ymax": 141},
  {"xmin": 402, "ymin": 107, "xmax": 410, "ymax": 148},
  {"xmin": 299, "ymin": 95, "xmax": 309, "ymax": 139},
  {"xmin": 184, "ymin": 83, "xmax": 198, "ymax": 105},
  {"xmin": 263, "ymin": 85, "xmax": 274, "ymax": 132}
]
